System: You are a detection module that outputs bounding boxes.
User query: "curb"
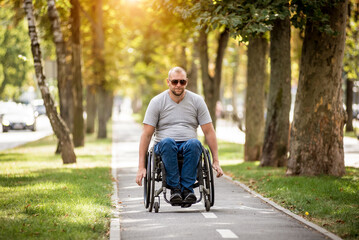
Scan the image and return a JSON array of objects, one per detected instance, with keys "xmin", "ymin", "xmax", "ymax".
[
  {"xmin": 110, "ymin": 149, "xmax": 121, "ymax": 239},
  {"xmin": 223, "ymin": 174, "xmax": 342, "ymax": 240}
]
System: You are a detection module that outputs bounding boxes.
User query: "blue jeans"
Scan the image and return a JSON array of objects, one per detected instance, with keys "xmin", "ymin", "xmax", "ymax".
[{"xmin": 154, "ymin": 138, "xmax": 202, "ymax": 192}]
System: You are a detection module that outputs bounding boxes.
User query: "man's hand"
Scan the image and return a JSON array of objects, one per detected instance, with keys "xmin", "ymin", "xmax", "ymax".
[
  {"xmin": 212, "ymin": 161, "xmax": 223, "ymax": 178},
  {"xmin": 136, "ymin": 168, "xmax": 146, "ymax": 186}
]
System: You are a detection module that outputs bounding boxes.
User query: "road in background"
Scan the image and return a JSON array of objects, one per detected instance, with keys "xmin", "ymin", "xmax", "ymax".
[{"xmin": 0, "ymin": 115, "xmax": 53, "ymax": 151}]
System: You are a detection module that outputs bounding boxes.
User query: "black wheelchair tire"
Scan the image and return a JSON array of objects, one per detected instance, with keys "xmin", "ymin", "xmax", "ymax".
[
  {"xmin": 154, "ymin": 202, "xmax": 159, "ymax": 213},
  {"xmin": 144, "ymin": 152, "xmax": 151, "ymax": 209},
  {"xmin": 204, "ymin": 149, "xmax": 215, "ymax": 207},
  {"xmin": 205, "ymin": 199, "xmax": 211, "ymax": 212},
  {"xmin": 148, "ymin": 150, "xmax": 156, "ymax": 212}
]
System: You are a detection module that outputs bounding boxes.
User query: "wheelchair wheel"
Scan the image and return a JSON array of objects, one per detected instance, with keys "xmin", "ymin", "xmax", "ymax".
[
  {"xmin": 205, "ymin": 199, "xmax": 211, "ymax": 212},
  {"xmin": 203, "ymin": 148, "xmax": 215, "ymax": 207},
  {"xmin": 144, "ymin": 152, "xmax": 151, "ymax": 209},
  {"xmin": 148, "ymin": 150, "xmax": 156, "ymax": 212},
  {"xmin": 154, "ymin": 202, "xmax": 159, "ymax": 213}
]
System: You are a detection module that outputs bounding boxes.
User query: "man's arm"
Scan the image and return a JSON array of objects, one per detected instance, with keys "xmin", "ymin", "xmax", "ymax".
[
  {"xmin": 136, "ymin": 124, "xmax": 155, "ymax": 186},
  {"xmin": 200, "ymin": 122, "xmax": 224, "ymax": 177}
]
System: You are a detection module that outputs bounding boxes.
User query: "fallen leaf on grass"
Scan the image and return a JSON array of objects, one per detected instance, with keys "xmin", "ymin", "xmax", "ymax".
[{"xmin": 336, "ymin": 219, "xmax": 345, "ymax": 224}]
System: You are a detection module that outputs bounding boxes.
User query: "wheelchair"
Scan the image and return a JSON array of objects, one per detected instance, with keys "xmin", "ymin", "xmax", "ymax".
[{"xmin": 143, "ymin": 145, "xmax": 215, "ymax": 213}]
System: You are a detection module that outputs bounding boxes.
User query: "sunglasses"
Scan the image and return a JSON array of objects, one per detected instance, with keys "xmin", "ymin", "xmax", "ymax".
[{"xmin": 169, "ymin": 79, "xmax": 187, "ymax": 86}]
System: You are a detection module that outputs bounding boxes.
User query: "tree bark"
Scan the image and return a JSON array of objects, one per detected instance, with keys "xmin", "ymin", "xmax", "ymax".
[
  {"xmin": 346, "ymin": 78, "xmax": 354, "ymax": 131},
  {"xmin": 261, "ymin": 17, "xmax": 291, "ymax": 167},
  {"xmin": 86, "ymin": 85, "xmax": 97, "ymax": 133},
  {"xmin": 230, "ymin": 45, "xmax": 245, "ymax": 130},
  {"xmin": 187, "ymin": 43, "xmax": 198, "ymax": 93},
  {"xmin": 245, "ymin": 35, "xmax": 268, "ymax": 161},
  {"xmin": 71, "ymin": 0, "xmax": 85, "ymax": 147},
  {"xmin": 92, "ymin": 0, "xmax": 107, "ymax": 139},
  {"xmin": 47, "ymin": 0, "xmax": 73, "ymax": 132},
  {"xmin": 97, "ymin": 86, "xmax": 107, "ymax": 138},
  {"xmin": 198, "ymin": 28, "xmax": 229, "ymax": 129},
  {"xmin": 287, "ymin": 1, "xmax": 347, "ymax": 176},
  {"xmin": 24, "ymin": 0, "xmax": 76, "ymax": 164}
]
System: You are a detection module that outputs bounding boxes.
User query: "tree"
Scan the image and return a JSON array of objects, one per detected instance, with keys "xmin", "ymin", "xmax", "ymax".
[
  {"xmin": 47, "ymin": 0, "xmax": 74, "ymax": 132},
  {"xmin": 24, "ymin": 0, "xmax": 76, "ymax": 164},
  {"xmin": 0, "ymin": 5, "xmax": 32, "ymax": 100},
  {"xmin": 71, "ymin": 0, "xmax": 85, "ymax": 147},
  {"xmin": 245, "ymin": 35, "xmax": 268, "ymax": 161},
  {"xmin": 185, "ymin": 1, "xmax": 290, "ymax": 161},
  {"xmin": 47, "ymin": 0, "xmax": 74, "ymax": 154},
  {"xmin": 91, "ymin": 0, "xmax": 107, "ymax": 139},
  {"xmin": 261, "ymin": 15, "xmax": 291, "ymax": 167},
  {"xmin": 287, "ymin": 0, "xmax": 347, "ymax": 176},
  {"xmin": 344, "ymin": 1, "xmax": 359, "ymax": 132},
  {"xmin": 198, "ymin": 28, "xmax": 230, "ymax": 129}
]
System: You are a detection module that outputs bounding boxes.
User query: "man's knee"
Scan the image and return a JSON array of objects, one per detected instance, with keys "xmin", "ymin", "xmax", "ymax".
[
  {"xmin": 157, "ymin": 138, "xmax": 177, "ymax": 153},
  {"xmin": 185, "ymin": 139, "xmax": 202, "ymax": 152}
]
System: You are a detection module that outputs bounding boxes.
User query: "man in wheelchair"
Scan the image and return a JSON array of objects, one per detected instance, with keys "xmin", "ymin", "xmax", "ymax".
[{"xmin": 136, "ymin": 66, "xmax": 223, "ymax": 206}]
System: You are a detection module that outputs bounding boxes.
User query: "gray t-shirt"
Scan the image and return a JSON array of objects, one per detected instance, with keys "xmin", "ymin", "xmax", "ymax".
[{"xmin": 143, "ymin": 90, "xmax": 212, "ymax": 143}]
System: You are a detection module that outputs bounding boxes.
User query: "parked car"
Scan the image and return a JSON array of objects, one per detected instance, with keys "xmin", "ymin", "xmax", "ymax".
[
  {"xmin": 32, "ymin": 99, "xmax": 46, "ymax": 116},
  {"xmin": 1, "ymin": 103, "xmax": 37, "ymax": 132}
]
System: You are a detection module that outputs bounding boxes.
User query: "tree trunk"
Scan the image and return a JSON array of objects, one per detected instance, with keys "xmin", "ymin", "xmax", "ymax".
[
  {"xmin": 71, "ymin": 0, "xmax": 85, "ymax": 147},
  {"xmin": 231, "ymin": 45, "xmax": 240, "ymax": 116},
  {"xmin": 245, "ymin": 36, "xmax": 268, "ymax": 161},
  {"xmin": 261, "ymin": 17, "xmax": 291, "ymax": 167},
  {"xmin": 198, "ymin": 29, "xmax": 214, "ymax": 124},
  {"xmin": 97, "ymin": 86, "xmax": 107, "ymax": 138},
  {"xmin": 287, "ymin": 1, "xmax": 347, "ymax": 177},
  {"xmin": 86, "ymin": 85, "xmax": 97, "ymax": 133},
  {"xmin": 105, "ymin": 91, "xmax": 113, "ymax": 123},
  {"xmin": 198, "ymin": 28, "xmax": 229, "ymax": 129},
  {"xmin": 230, "ymin": 45, "xmax": 245, "ymax": 131},
  {"xmin": 187, "ymin": 44, "xmax": 198, "ymax": 93},
  {"xmin": 92, "ymin": 0, "xmax": 107, "ymax": 139},
  {"xmin": 346, "ymin": 78, "xmax": 354, "ymax": 131},
  {"xmin": 24, "ymin": 0, "xmax": 76, "ymax": 164},
  {"xmin": 47, "ymin": 0, "xmax": 73, "ymax": 132}
]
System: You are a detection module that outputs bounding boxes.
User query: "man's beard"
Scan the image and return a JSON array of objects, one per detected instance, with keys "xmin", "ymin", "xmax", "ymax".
[{"xmin": 171, "ymin": 88, "xmax": 184, "ymax": 97}]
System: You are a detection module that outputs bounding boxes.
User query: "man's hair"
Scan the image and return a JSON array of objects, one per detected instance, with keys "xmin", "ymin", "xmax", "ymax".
[{"xmin": 168, "ymin": 66, "xmax": 187, "ymax": 79}]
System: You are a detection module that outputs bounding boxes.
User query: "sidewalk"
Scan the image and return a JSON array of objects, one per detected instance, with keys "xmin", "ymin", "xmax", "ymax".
[{"xmin": 110, "ymin": 112, "xmax": 342, "ymax": 240}]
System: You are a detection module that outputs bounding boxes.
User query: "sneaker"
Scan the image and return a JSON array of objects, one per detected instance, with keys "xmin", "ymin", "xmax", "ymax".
[
  {"xmin": 170, "ymin": 188, "xmax": 182, "ymax": 204},
  {"xmin": 181, "ymin": 203, "xmax": 192, "ymax": 208},
  {"xmin": 182, "ymin": 189, "xmax": 197, "ymax": 204}
]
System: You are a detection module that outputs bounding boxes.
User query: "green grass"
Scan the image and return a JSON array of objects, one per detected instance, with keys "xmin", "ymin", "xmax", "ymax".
[
  {"xmin": 0, "ymin": 134, "xmax": 113, "ymax": 240},
  {"xmin": 218, "ymin": 142, "xmax": 359, "ymax": 240}
]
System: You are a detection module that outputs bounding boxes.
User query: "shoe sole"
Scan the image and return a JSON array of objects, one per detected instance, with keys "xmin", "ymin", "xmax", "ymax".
[
  {"xmin": 183, "ymin": 195, "xmax": 197, "ymax": 204},
  {"xmin": 170, "ymin": 195, "xmax": 183, "ymax": 205}
]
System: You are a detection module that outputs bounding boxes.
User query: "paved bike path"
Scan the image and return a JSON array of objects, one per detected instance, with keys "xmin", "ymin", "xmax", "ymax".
[{"xmin": 110, "ymin": 113, "xmax": 340, "ymax": 240}]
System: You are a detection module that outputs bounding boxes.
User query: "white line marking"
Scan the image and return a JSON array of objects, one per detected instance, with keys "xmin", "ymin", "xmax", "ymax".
[
  {"xmin": 216, "ymin": 229, "xmax": 239, "ymax": 239},
  {"xmin": 202, "ymin": 212, "xmax": 217, "ymax": 218}
]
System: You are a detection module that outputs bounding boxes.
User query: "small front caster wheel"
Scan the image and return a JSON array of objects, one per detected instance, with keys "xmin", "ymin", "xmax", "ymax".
[
  {"xmin": 154, "ymin": 202, "xmax": 159, "ymax": 213},
  {"xmin": 205, "ymin": 199, "xmax": 211, "ymax": 212}
]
